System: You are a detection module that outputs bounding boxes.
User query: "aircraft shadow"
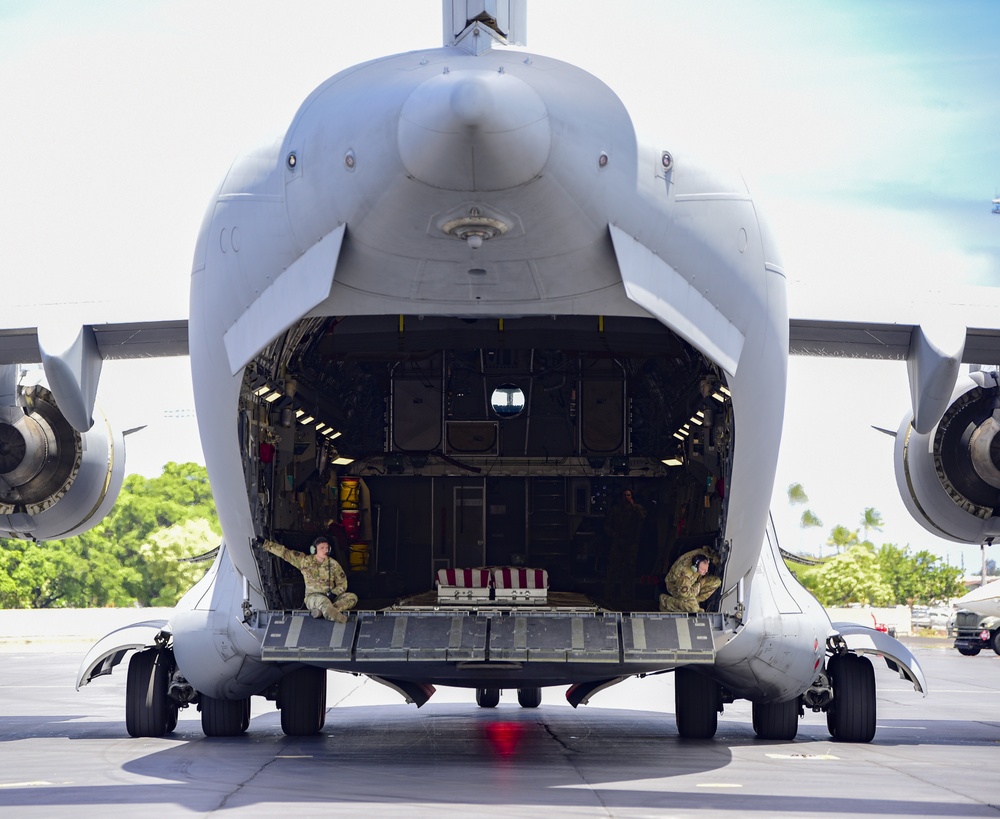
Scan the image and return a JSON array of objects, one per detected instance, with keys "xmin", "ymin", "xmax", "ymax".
[{"xmin": 1, "ymin": 705, "xmax": 998, "ymax": 814}]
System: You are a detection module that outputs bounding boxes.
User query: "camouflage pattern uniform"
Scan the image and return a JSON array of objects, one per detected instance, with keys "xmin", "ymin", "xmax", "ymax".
[
  {"xmin": 263, "ymin": 540, "xmax": 358, "ymax": 622},
  {"xmin": 659, "ymin": 548, "xmax": 721, "ymax": 613}
]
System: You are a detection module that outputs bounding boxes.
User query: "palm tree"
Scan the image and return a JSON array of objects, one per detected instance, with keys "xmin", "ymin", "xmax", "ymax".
[
  {"xmin": 800, "ymin": 509, "xmax": 823, "ymax": 529},
  {"xmin": 787, "ymin": 483, "xmax": 809, "ymax": 505},
  {"xmin": 827, "ymin": 525, "xmax": 857, "ymax": 555},
  {"xmin": 860, "ymin": 507, "xmax": 884, "ymax": 543},
  {"xmin": 788, "ymin": 483, "xmax": 822, "ymax": 530}
]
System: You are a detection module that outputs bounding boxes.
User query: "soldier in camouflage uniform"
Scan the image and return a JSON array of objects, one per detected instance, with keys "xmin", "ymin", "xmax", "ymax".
[
  {"xmin": 659, "ymin": 548, "xmax": 721, "ymax": 613},
  {"xmin": 263, "ymin": 536, "xmax": 358, "ymax": 623}
]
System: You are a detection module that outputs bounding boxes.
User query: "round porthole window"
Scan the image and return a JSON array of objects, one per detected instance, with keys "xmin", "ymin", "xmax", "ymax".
[{"xmin": 490, "ymin": 384, "xmax": 525, "ymax": 418}]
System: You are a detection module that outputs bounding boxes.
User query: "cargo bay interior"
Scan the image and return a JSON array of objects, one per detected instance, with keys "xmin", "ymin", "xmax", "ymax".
[{"xmin": 244, "ymin": 315, "xmax": 733, "ymax": 611}]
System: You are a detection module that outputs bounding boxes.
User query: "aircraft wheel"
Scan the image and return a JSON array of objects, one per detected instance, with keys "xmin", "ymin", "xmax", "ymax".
[
  {"xmin": 752, "ymin": 697, "xmax": 800, "ymax": 741},
  {"xmin": 991, "ymin": 631, "xmax": 1000, "ymax": 656},
  {"xmin": 201, "ymin": 695, "xmax": 250, "ymax": 737},
  {"xmin": 957, "ymin": 647, "xmax": 981, "ymax": 656},
  {"xmin": 165, "ymin": 703, "xmax": 179, "ymax": 734},
  {"xmin": 517, "ymin": 687, "xmax": 542, "ymax": 708},
  {"xmin": 125, "ymin": 648, "xmax": 172, "ymax": 738},
  {"xmin": 476, "ymin": 687, "xmax": 500, "ymax": 708},
  {"xmin": 279, "ymin": 666, "xmax": 327, "ymax": 736},
  {"xmin": 826, "ymin": 653, "xmax": 876, "ymax": 743},
  {"xmin": 674, "ymin": 667, "xmax": 719, "ymax": 739}
]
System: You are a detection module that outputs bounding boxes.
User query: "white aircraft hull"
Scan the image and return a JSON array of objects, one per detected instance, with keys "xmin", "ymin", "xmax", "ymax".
[{"xmin": 69, "ymin": 5, "xmax": 928, "ymax": 742}]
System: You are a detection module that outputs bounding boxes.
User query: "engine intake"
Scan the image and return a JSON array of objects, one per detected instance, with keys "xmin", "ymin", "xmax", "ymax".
[
  {"xmin": 896, "ymin": 370, "xmax": 1000, "ymax": 543},
  {"xmin": 0, "ymin": 382, "xmax": 126, "ymax": 541}
]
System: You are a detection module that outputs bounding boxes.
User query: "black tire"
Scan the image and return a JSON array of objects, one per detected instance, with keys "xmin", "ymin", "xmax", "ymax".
[
  {"xmin": 125, "ymin": 648, "xmax": 171, "ymax": 738},
  {"xmin": 165, "ymin": 704, "xmax": 179, "ymax": 734},
  {"xmin": 991, "ymin": 631, "xmax": 1000, "ymax": 656},
  {"xmin": 476, "ymin": 687, "xmax": 500, "ymax": 708},
  {"xmin": 826, "ymin": 653, "xmax": 876, "ymax": 743},
  {"xmin": 752, "ymin": 698, "xmax": 800, "ymax": 741},
  {"xmin": 279, "ymin": 666, "xmax": 327, "ymax": 736},
  {"xmin": 517, "ymin": 688, "xmax": 542, "ymax": 708},
  {"xmin": 674, "ymin": 667, "xmax": 719, "ymax": 739},
  {"xmin": 958, "ymin": 647, "xmax": 982, "ymax": 656},
  {"xmin": 201, "ymin": 695, "xmax": 250, "ymax": 737}
]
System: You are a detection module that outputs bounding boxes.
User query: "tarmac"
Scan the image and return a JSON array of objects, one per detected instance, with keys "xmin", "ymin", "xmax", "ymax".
[
  {"xmin": 0, "ymin": 609, "xmax": 995, "ymax": 818},
  {"xmin": 0, "ymin": 607, "xmax": 175, "ymax": 644}
]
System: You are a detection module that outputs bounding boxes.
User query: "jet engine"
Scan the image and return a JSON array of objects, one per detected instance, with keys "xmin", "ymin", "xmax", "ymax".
[
  {"xmin": 0, "ymin": 381, "xmax": 126, "ymax": 541},
  {"xmin": 895, "ymin": 369, "xmax": 1000, "ymax": 544}
]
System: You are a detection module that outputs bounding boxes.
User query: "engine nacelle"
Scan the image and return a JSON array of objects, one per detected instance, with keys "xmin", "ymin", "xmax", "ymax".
[
  {"xmin": 895, "ymin": 370, "xmax": 1000, "ymax": 544},
  {"xmin": 0, "ymin": 383, "xmax": 126, "ymax": 540}
]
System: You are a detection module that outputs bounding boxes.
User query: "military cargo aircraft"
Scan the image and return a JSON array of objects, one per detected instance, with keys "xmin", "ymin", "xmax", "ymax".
[{"xmin": 12, "ymin": 1, "xmax": 1000, "ymax": 744}]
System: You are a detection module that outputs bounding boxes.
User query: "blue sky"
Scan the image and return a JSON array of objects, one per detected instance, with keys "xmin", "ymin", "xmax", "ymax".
[{"xmin": 2, "ymin": 1, "xmax": 999, "ymax": 570}]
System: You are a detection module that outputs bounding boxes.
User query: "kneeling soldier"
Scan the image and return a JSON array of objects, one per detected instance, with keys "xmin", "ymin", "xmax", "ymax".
[
  {"xmin": 659, "ymin": 549, "xmax": 721, "ymax": 613},
  {"xmin": 263, "ymin": 536, "xmax": 358, "ymax": 623}
]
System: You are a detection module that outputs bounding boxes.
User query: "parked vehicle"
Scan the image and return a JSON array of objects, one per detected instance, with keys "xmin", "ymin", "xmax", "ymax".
[{"xmin": 952, "ymin": 609, "xmax": 1000, "ymax": 656}]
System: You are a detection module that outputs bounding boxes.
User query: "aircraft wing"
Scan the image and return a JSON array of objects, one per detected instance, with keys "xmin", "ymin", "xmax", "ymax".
[
  {"xmin": 789, "ymin": 318, "xmax": 1000, "ymax": 365},
  {"xmin": 6, "ymin": 315, "xmax": 1000, "ymax": 365},
  {"xmin": 8, "ymin": 316, "xmax": 997, "ymax": 366},
  {"xmin": 0, "ymin": 319, "xmax": 189, "ymax": 365}
]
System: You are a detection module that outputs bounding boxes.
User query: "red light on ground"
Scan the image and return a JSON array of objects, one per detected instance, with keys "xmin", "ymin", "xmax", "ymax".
[{"xmin": 485, "ymin": 721, "xmax": 523, "ymax": 756}]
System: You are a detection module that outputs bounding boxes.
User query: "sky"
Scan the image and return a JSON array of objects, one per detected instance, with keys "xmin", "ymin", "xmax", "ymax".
[{"xmin": 2, "ymin": 1, "xmax": 999, "ymax": 571}]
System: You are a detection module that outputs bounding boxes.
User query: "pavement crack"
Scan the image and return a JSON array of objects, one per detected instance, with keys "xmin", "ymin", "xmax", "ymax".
[
  {"xmin": 212, "ymin": 754, "xmax": 278, "ymax": 813},
  {"xmin": 540, "ymin": 720, "xmax": 575, "ymax": 752},
  {"xmin": 539, "ymin": 720, "xmax": 613, "ymax": 817}
]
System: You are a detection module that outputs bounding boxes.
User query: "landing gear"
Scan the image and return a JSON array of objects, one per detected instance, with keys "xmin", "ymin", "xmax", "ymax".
[
  {"xmin": 476, "ymin": 687, "xmax": 500, "ymax": 708},
  {"xmin": 165, "ymin": 702, "xmax": 179, "ymax": 733},
  {"xmin": 825, "ymin": 653, "xmax": 876, "ymax": 743},
  {"xmin": 674, "ymin": 667, "xmax": 720, "ymax": 739},
  {"xmin": 517, "ymin": 687, "xmax": 542, "ymax": 708},
  {"xmin": 125, "ymin": 648, "xmax": 174, "ymax": 738},
  {"xmin": 200, "ymin": 695, "xmax": 250, "ymax": 737},
  {"xmin": 752, "ymin": 697, "xmax": 800, "ymax": 741},
  {"xmin": 991, "ymin": 631, "xmax": 1000, "ymax": 656},
  {"xmin": 279, "ymin": 666, "xmax": 327, "ymax": 736}
]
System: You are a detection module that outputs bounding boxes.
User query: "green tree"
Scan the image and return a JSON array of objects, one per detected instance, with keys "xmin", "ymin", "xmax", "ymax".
[
  {"xmin": 826, "ymin": 524, "xmax": 858, "ymax": 555},
  {"xmin": 140, "ymin": 518, "xmax": 219, "ymax": 606},
  {"xmin": 800, "ymin": 509, "xmax": 823, "ymax": 529},
  {"xmin": 788, "ymin": 483, "xmax": 823, "ymax": 532},
  {"xmin": 0, "ymin": 462, "xmax": 218, "ymax": 608},
  {"xmin": 812, "ymin": 542, "xmax": 894, "ymax": 606},
  {"xmin": 7, "ymin": 537, "xmax": 142, "ymax": 608},
  {"xmin": 860, "ymin": 507, "xmax": 884, "ymax": 541},
  {"xmin": 877, "ymin": 543, "xmax": 964, "ymax": 604},
  {"xmin": 0, "ymin": 539, "xmax": 28, "ymax": 607},
  {"xmin": 784, "ymin": 503, "xmax": 963, "ymax": 607}
]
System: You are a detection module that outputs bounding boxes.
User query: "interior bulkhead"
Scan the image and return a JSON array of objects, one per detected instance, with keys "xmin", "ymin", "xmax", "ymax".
[{"xmin": 242, "ymin": 314, "xmax": 733, "ymax": 610}]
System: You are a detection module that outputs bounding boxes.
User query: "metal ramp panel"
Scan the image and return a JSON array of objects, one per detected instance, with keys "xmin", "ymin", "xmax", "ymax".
[
  {"xmin": 489, "ymin": 612, "xmax": 620, "ymax": 663},
  {"xmin": 353, "ymin": 612, "xmax": 488, "ymax": 662},
  {"xmin": 260, "ymin": 610, "xmax": 717, "ymax": 666},
  {"xmin": 261, "ymin": 613, "xmax": 358, "ymax": 661},
  {"xmin": 622, "ymin": 613, "xmax": 715, "ymax": 663}
]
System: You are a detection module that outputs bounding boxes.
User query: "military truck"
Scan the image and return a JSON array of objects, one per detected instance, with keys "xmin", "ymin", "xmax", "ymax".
[{"xmin": 952, "ymin": 609, "xmax": 1000, "ymax": 656}]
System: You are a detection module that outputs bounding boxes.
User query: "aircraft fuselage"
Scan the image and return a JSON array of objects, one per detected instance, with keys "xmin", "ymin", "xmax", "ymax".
[{"xmin": 181, "ymin": 33, "xmax": 806, "ymax": 703}]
